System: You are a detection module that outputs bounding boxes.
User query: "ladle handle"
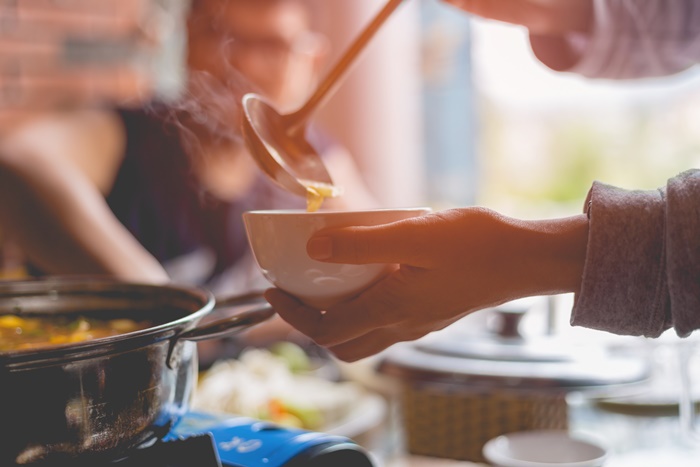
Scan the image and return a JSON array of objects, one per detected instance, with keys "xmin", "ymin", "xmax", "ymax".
[{"xmin": 287, "ymin": 0, "xmax": 406, "ymax": 132}]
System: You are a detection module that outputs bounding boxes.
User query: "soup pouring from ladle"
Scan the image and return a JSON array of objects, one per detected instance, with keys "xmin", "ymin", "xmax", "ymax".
[{"xmin": 242, "ymin": 0, "xmax": 406, "ymax": 204}]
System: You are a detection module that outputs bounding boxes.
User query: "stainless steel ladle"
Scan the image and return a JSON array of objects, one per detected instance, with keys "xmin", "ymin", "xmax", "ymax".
[{"xmin": 241, "ymin": 0, "xmax": 405, "ymax": 199}]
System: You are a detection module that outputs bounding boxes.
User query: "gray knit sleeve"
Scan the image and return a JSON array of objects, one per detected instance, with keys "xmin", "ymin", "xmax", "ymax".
[
  {"xmin": 666, "ymin": 170, "xmax": 700, "ymax": 337},
  {"xmin": 535, "ymin": 0, "xmax": 700, "ymax": 80},
  {"xmin": 571, "ymin": 170, "xmax": 700, "ymax": 338}
]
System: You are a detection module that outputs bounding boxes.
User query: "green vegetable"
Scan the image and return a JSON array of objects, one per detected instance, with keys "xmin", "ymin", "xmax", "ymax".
[
  {"xmin": 270, "ymin": 341, "xmax": 311, "ymax": 374},
  {"xmin": 282, "ymin": 402, "xmax": 324, "ymax": 430}
]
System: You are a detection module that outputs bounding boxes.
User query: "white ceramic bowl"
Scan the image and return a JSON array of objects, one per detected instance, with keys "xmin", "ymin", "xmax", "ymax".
[
  {"xmin": 483, "ymin": 430, "xmax": 608, "ymax": 467},
  {"xmin": 243, "ymin": 208, "xmax": 430, "ymax": 309}
]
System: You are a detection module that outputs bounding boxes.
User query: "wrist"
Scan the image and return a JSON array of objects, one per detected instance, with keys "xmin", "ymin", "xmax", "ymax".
[
  {"xmin": 529, "ymin": 35, "xmax": 585, "ymax": 72},
  {"xmin": 501, "ymin": 214, "xmax": 589, "ymax": 296},
  {"xmin": 527, "ymin": 0, "xmax": 593, "ymax": 71}
]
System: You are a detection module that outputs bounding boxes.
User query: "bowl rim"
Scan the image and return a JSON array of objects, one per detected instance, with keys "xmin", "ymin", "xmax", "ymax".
[
  {"xmin": 482, "ymin": 430, "xmax": 608, "ymax": 467},
  {"xmin": 0, "ymin": 277, "xmax": 214, "ymax": 366},
  {"xmin": 243, "ymin": 207, "xmax": 432, "ymax": 216}
]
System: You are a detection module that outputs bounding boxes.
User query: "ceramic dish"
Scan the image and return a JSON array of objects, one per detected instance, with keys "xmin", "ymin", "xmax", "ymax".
[{"xmin": 483, "ymin": 430, "xmax": 608, "ymax": 467}]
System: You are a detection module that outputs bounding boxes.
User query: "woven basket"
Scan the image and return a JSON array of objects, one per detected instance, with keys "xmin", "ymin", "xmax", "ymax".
[{"xmin": 400, "ymin": 382, "xmax": 569, "ymax": 463}]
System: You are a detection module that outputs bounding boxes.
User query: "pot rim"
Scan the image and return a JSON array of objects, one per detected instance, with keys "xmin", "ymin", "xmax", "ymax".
[{"xmin": 0, "ymin": 277, "xmax": 214, "ymax": 367}]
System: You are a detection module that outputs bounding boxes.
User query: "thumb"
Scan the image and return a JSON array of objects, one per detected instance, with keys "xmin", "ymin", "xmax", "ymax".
[{"xmin": 307, "ymin": 217, "xmax": 426, "ymax": 266}]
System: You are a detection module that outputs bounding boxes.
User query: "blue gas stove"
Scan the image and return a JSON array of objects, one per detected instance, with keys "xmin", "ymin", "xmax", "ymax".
[{"xmin": 108, "ymin": 411, "xmax": 375, "ymax": 467}]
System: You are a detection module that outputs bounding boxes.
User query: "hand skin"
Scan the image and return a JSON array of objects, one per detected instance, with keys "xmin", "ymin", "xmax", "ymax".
[
  {"xmin": 441, "ymin": 0, "xmax": 594, "ymax": 71},
  {"xmin": 265, "ymin": 208, "xmax": 589, "ymax": 362}
]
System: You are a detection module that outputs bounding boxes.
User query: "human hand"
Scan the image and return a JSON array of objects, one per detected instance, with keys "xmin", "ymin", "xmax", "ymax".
[
  {"xmin": 265, "ymin": 208, "xmax": 588, "ymax": 362},
  {"xmin": 441, "ymin": 0, "xmax": 593, "ymax": 35}
]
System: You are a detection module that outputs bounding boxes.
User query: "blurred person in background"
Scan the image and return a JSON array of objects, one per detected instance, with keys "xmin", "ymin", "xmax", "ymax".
[
  {"xmin": 0, "ymin": 0, "xmax": 172, "ymax": 280},
  {"xmin": 266, "ymin": 0, "xmax": 700, "ymax": 362},
  {"xmin": 0, "ymin": 0, "xmax": 376, "ymax": 356}
]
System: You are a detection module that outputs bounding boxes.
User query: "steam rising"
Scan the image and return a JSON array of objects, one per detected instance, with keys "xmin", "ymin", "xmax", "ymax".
[
  {"xmin": 146, "ymin": 14, "xmax": 261, "ymax": 164},
  {"xmin": 156, "ymin": 68, "xmax": 253, "ymax": 160}
]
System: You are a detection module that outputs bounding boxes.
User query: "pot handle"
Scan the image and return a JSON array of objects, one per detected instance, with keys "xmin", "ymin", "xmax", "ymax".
[{"xmin": 177, "ymin": 291, "xmax": 275, "ymax": 342}]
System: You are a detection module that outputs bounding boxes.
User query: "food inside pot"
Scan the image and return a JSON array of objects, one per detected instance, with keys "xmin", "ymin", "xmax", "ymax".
[{"xmin": 0, "ymin": 314, "xmax": 153, "ymax": 351}]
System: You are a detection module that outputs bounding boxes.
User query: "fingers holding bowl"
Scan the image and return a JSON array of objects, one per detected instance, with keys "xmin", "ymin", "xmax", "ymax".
[
  {"xmin": 244, "ymin": 208, "xmax": 430, "ymax": 309},
  {"xmin": 264, "ymin": 288, "xmax": 377, "ymax": 349}
]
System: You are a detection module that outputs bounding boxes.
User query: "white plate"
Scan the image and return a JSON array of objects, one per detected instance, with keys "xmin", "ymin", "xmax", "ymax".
[
  {"xmin": 324, "ymin": 392, "xmax": 387, "ymax": 439},
  {"xmin": 483, "ymin": 430, "xmax": 608, "ymax": 467}
]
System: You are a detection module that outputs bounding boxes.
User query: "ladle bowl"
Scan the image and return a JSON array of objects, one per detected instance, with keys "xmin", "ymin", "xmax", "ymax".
[
  {"xmin": 241, "ymin": 0, "xmax": 405, "ymax": 199},
  {"xmin": 241, "ymin": 93, "xmax": 333, "ymax": 199}
]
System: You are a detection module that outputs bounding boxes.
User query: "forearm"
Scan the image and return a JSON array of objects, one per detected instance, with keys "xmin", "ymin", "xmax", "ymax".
[{"xmin": 0, "ymin": 145, "xmax": 169, "ymax": 283}]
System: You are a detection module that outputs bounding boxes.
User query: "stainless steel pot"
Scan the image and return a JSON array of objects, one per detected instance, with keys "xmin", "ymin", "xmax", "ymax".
[{"xmin": 0, "ymin": 278, "xmax": 275, "ymax": 466}]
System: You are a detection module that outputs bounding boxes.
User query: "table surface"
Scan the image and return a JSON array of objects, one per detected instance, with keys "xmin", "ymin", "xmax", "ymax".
[{"xmin": 385, "ymin": 456, "xmax": 484, "ymax": 467}]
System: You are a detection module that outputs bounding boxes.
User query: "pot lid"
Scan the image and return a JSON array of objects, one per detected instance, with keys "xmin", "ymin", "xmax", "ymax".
[
  {"xmin": 415, "ymin": 333, "xmax": 588, "ymax": 363},
  {"xmin": 379, "ymin": 305, "xmax": 650, "ymax": 391},
  {"xmin": 379, "ymin": 342, "xmax": 649, "ymax": 391}
]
